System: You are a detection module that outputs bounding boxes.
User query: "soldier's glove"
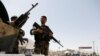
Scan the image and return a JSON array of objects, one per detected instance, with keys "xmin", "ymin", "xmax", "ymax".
[
  {"xmin": 20, "ymin": 38, "xmax": 28, "ymax": 45},
  {"xmin": 23, "ymin": 38, "xmax": 28, "ymax": 43},
  {"xmin": 20, "ymin": 39, "xmax": 25, "ymax": 45}
]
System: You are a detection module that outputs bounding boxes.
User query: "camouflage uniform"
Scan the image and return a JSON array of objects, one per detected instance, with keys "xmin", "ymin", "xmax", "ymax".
[
  {"xmin": 33, "ymin": 25, "xmax": 52, "ymax": 56},
  {"xmin": 34, "ymin": 41, "xmax": 49, "ymax": 55}
]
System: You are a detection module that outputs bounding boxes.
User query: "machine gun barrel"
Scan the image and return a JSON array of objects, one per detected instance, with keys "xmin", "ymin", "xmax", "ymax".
[
  {"xmin": 14, "ymin": 3, "xmax": 38, "ymax": 28},
  {"xmin": 25, "ymin": 3, "xmax": 38, "ymax": 15}
]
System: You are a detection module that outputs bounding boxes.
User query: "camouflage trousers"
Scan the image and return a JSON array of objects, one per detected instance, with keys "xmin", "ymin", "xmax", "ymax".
[{"xmin": 34, "ymin": 41, "xmax": 49, "ymax": 56}]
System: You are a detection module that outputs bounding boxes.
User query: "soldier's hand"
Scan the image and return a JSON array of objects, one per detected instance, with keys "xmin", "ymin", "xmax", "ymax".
[
  {"xmin": 49, "ymin": 32, "xmax": 53, "ymax": 36},
  {"xmin": 23, "ymin": 38, "xmax": 28, "ymax": 43},
  {"xmin": 33, "ymin": 28, "xmax": 43, "ymax": 34},
  {"xmin": 20, "ymin": 40, "xmax": 25, "ymax": 45},
  {"xmin": 35, "ymin": 28, "xmax": 43, "ymax": 33},
  {"xmin": 38, "ymin": 29, "xmax": 43, "ymax": 33}
]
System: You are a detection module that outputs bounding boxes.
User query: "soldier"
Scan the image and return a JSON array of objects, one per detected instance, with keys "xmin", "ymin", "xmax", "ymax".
[
  {"xmin": 8, "ymin": 16, "xmax": 28, "ymax": 53},
  {"xmin": 9, "ymin": 16, "xmax": 18, "ymax": 53},
  {"xmin": 31, "ymin": 16, "xmax": 53, "ymax": 56},
  {"xmin": 9, "ymin": 16, "xmax": 17, "ymax": 26}
]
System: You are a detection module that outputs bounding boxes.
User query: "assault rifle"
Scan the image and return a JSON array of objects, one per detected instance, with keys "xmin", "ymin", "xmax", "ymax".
[{"xmin": 30, "ymin": 22, "xmax": 63, "ymax": 47}]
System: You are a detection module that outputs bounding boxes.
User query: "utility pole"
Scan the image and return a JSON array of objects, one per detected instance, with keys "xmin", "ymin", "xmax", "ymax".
[
  {"xmin": 93, "ymin": 41, "xmax": 95, "ymax": 56},
  {"xmin": 97, "ymin": 46, "xmax": 99, "ymax": 56},
  {"xmin": 93, "ymin": 41, "xmax": 95, "ymax": 53}
]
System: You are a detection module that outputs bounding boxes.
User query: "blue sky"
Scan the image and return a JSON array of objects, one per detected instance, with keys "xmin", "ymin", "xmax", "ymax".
[{"xmin": 2, "ymin": 0, "xmax": 100, "ymax": 52}]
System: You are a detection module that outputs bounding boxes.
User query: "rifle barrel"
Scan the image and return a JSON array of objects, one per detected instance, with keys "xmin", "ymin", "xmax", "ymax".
[{"xmin": 52, "ymin": 37, "xmax": 63, "ymax": 47}]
